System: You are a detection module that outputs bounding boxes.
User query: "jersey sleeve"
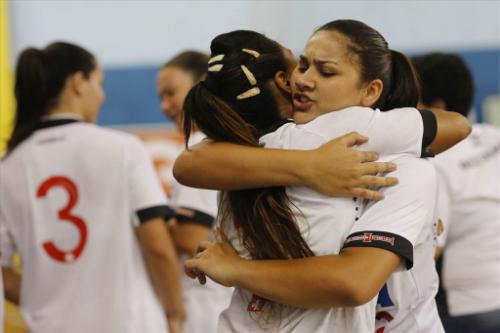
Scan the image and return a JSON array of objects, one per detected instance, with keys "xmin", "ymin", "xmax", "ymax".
[
  {"xmin": 364, "ymin": 108, "xmax": 436, "ymax": 157},
  {"xmin": 301, "ymin": 106, "xmax": 437, "ymax": 158},
  {"xmin": 342, "ymin": 157, "xmax": 437, "ymax": 269},
  {"xmin": 169, "ymin": 184, "xmax": 218, "ymax": 228},
  {"xmin": 126, "ymin": 136, "xmax": 174, "ymax": 226},
  {"xmin": 419, "ymin": 109, "xmax": 438, "ymax": 157}
]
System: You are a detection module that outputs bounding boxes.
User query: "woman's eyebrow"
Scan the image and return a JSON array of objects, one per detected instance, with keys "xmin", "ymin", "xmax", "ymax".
[{"xmin": 314, "ymin": 58, "xmax": 339, "ymax": 66}]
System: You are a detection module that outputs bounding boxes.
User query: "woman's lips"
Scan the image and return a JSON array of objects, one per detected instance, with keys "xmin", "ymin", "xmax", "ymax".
[{"xmin": 292, "ymin": 93, "xmax": 314, "ymax": 112}]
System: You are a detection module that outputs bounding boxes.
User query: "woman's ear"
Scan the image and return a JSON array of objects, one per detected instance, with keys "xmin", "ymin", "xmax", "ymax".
[
  {"xmin": 361, "ymin": 79, "xmax": 383, "ymax": 107},
  {"xmin": 274, "ymin": 70, "xmax": 292, "ymax": 95},
  {"xmin": 69, "ymin": 71, "xmax": 86, "ymax": 96}
]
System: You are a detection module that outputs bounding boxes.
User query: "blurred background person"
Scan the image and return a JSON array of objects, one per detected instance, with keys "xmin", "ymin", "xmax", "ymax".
[
  {"xmin": 157, "ymin": 50, "xmax": 233, "ymax": 333},
  {"xmin": 0, "ymin": 42, "xmax": 184, "ymax": 333},
  {"xmin": 413, "ymin": 52, "xmax": 500, "ymax": 333}
]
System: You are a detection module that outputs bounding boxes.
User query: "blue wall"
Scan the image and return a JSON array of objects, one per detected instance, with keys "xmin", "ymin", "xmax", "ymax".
[
  {"xmin": 99, "ymin": 66, "xmax": 166, "ymax": 126},
  {"xmin": 461, "ymin": 49, "xmax": 499, "ymax": 122},
  {"xmin": 98, "ymin": 49, "xmax": 500, "ymax": 126}
]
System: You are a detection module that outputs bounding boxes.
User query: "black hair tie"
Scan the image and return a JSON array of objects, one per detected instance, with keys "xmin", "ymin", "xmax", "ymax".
[{"xmin": 201, "ymin": 75, "xmax": 220, "ymax": 95}]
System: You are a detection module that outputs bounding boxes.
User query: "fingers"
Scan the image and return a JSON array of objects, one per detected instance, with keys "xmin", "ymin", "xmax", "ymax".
[
  {"xmin": 184, "ymin": 259, "xmax": 207, "ymax": 284},
  {"xmin": 184, "ymin": 259, "xmax": 199, "ymax": 279},
  {"xmin": 358, "ymin": 151, "xmax": 380, "ymax": 163},
  {"xmin": 360, "ymin": 161, "xmax": 397, "ymax": 174},
  {"xmin": 358, "ymin": 175, "xmax": 399, "ymax": 187},
  {"xmin": 351, "ymin": 188, "xmax": 385, "ymax": 201},
  {"xmin": 337, "ymin": 131, "xmax": 369, "ymax": 147}
]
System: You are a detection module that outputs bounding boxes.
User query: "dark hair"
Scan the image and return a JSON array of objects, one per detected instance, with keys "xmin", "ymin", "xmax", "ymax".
[
  {"xmin": 183, "ymin": 30, "xmax": 314, "ymax": 264},
  {"xmin": 412, "ymin": 52, "xmax": 474, "ymax": 116},
  {"xmin": 162, "ymin": 50, "xmax": 209, "ymax": 82},
  {"xmin": 8, "ymin": 42, "xmax": 96, "ymax": 153},
  {"xmin": 316, "ymin": 20, "xmax": 420, "ymax": 110}
]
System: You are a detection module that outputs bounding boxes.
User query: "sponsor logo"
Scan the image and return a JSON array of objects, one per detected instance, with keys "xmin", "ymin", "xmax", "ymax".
[
  {"xmin": 247, "ymin": 294, "xmax": 267, "ymax": 313},
  {"xmin": 174, "ymin": 207, "xmax": 195, "ymax": 218},
  {"xmin": 345, "ymin": 233, "xmax": 395, "ymax": 246}
]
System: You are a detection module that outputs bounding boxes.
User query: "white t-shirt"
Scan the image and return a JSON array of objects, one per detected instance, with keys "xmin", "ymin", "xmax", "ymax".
[
  {"xmin": 434, "ymin": 123, "xmax": 500, "ymax": 316},
  {"xmin": 0, "ymin": 117, "xmax": 170, "ymax": 332},
  {"xmin": 168, "ymin": 131, "xmax": 232, "ymax": 333},
  {"xmin": 218, "ymin": 106, "xmax": 440, "ymax": 333},
  {"xmin": 358, "ymin": 158, "xmax": 443, "ymax": 333}
]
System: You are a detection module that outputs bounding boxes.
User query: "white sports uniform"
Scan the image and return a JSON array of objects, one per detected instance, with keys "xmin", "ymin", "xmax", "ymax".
[
  {"xmin": 434, "ymin": 123, "xmax": 500, "ymax": 316},
  {"xmin": 368, "ymin": 160, "xmax": 442, "ymax": 333},
  {"xmin": 0, "ymin": 115, "xmax": 171, "ymax": 332},
  {"xmin": 168, "ymin": 131, "xmax": 232, "ymax": 333},
  {"xmin": 218, "ymin": 106, "xmax": 442, "ymax": 333}
]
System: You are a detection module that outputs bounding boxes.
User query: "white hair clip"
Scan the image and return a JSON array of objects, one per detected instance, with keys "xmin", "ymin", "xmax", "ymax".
[
  {"xmin": 242, "ymin": 48, "xmax": 260, "ymax": 58},
  {"xmin": 208, "ymin": 54, "xmax": 224, "ymax": 64},
  {"xmin": 237, "ymin": 87, "xmax": 261, "ymax": 100},
  {"xmin": 208, "ymin": 64, "xmax": 224, "ymax": 72},
  {"xmin": 240, "ymin": 65, "xmax": 257, "ymax": 85}
]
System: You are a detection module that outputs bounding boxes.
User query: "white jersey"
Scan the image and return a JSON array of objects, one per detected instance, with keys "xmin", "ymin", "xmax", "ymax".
[
  {"xmin": 364, "ymin": 159, "xmax": 443, "ymax": 333},
  {"xmin": 434, "ymin": 123, "xmax": 500, "ymax": 316},
  {"xmin": 218, "ymin": 106, "xmax": 440, "ymax": 333},
  {"xmin": 168, "ymin": 131, "xmax": 232, "ymax": 333},
  {"xmin": 0, "ymin": 117, "xmax": 170, "ymax": 332}
]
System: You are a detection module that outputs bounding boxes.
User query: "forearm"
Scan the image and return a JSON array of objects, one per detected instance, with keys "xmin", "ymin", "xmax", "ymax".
[
  {"xmin": 231, "ymin": 256, "xmax": 356, "ymax": 308},
  {"xmin": 230, "ymin": 248, "xmax": 397, "ymax": 309},
  {"xmin": 429, "ymin": 108, "xmax": 471, "ymax": 154},
  {"xmin": 173, "ymin": 141, "xmax": 306, "ymax": 190},
  {"xmin": 144, "ymin": 249, "xmax": 185, "ymax": 320},
  {"xmin": 2, "ymin": 267, "xmax": 21, "ymax": 305},
  {"xmin": 174, "ymin": 133, "xmax": 398, "ymax": 200},
  {"xmin": 138, "ymin": 219, "xmax": 185, "ymax": 321}
]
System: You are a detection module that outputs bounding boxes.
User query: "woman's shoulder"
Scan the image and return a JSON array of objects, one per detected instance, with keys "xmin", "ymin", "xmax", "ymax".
[
  {"xmin": 77, "ymin": 123, "xmax": 144, "ymax": 147},
  {"xmin": 260, "ymin": 122, "xmax": 328, "ymax": 150}
]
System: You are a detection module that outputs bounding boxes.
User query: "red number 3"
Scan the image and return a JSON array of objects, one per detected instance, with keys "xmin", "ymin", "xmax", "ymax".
[{"xmin": 37, "ymin": 176, "xmax": 88, "ymax": 263}]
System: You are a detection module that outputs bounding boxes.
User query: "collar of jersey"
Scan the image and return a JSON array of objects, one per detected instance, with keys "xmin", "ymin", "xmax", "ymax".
[{"xmin": 37, "ymin": 114, "xmax": 82, "ymax": 130}]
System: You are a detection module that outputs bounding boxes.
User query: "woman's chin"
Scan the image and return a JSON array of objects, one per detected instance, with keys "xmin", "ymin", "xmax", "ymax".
[{"xmin": 293, "ymin": 110, "xmax": 318, "ymax": 124}]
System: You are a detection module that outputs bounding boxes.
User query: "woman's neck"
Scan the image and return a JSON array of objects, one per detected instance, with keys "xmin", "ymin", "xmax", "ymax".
[{"xmin": 47, "ymin": 99, "xmax": 85, "ymax": 120}]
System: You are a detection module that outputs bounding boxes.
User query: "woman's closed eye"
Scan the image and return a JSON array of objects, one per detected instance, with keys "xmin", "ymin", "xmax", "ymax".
[
  {"xmin": 319, "ymin": 70, "xmax": 335, "ymax": 77},
  {"xmin": 297, "ymin": 63, "xmax": 309, "ymax": 73}
]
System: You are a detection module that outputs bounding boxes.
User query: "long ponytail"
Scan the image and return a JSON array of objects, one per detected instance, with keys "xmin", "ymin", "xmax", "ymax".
[
  {"xmin": 379, "ymin": 50, "xmax": 420, "ymax": 110},
  {"xmin": 183, "ymin": 30, "xmax": 314, "ymax": 261},
  {"xmin": 184, "ymin": 82, "xmax": 313, "ymax": 260},
  {"xmin": 7, "ymin": 42, "xmax": 95, "ymax": 154},
  {"xmin": 8, "ymin": 48, "xmax": 48, "ymax": 152}
]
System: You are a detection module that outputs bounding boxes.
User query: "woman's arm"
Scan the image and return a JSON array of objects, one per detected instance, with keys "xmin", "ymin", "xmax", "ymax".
[
  {"xmin": 185, "ymin": 157, "xmax": 431, "ymax": 309},
  {"xmin": 427, "ymin": 108, "xmax": 471, "ymax": 155},
  {"xmin": 185, "ymin": 241, "xmax": 400, "ymax": 308},
  {"xmin": 174, "ymin": 132, "xmax": 398, "ymax": 200},
  {"xmin": 137, "ymin": 218, "xmax": 185, "ymax": 333}
]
